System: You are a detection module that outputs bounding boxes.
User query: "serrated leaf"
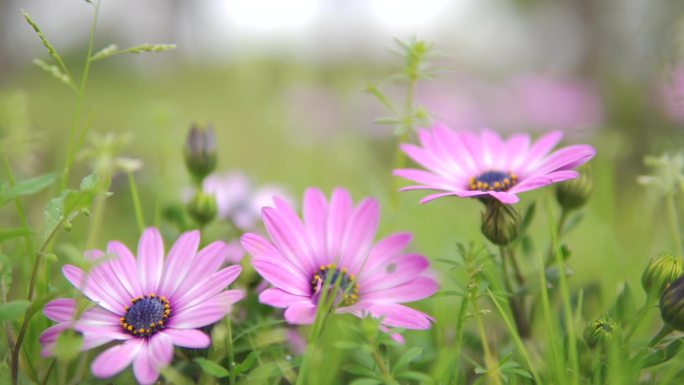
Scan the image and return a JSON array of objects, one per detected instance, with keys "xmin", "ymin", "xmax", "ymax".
[
  {"xmin": 0, "ymin": 300, "xmax": 31, "ymax": 321},
  {"xmin": 392, "ymin": 347, "xmax": 422, "ymax": 374},
  {"xmin": 43, "ymin": 173, "xmax": 100, "ymax": 240},
  {"xmin": 194, "ymin": 358, "xmax": 229, "ymax": 378},
  {"xmin": 1, "ymin": 172, "xmax": 58, "ymax": 204}
]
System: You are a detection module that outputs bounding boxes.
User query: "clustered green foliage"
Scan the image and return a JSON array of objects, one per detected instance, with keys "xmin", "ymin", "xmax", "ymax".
[{"xmin": 3, "ymin": 2, "xmax": 684, "ymax": 385}]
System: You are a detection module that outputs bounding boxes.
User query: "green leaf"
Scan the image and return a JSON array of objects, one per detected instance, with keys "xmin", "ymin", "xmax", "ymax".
[
  {"xmin": 641, "ymin": 338, "xmax": 684, "ymax": 368},
  {"xmin": 0, "ymin": 228, "xmax": 31, "ymax": 242},
  {"xmin": 43, "ymin": 173, "xmax": 101, "ymax": 240},
  {"xmin": 350, "ymin": 379, "xmax": 382, "ymax": 385},
  {"xmin": 343, "ymin": 364, "xmax": 380, "ymax": 379},
  {"xmin": 233, "ymin": 351, "xmax": 257, "ymax": 376},
  {"xmin": 0, "ymin": 300, "xmax": 31, "ymax": 321},
  {"xmin": 55, "ymin": 331, "xmax": 82, "ymax": 363},
  {"xmin": 194, "ymin": 358, "xmax": 229, "ymax": 378},
  {"xmin": 392, "ymin": 347, "xmax": 422, "ymax": 374},
  {"xmin": 1, "ymin": 172, "xmax": 58, "ymax": 203},
  {"xmin": 395, "ymin": 370, "xmax": 433, "ymax": 381}
]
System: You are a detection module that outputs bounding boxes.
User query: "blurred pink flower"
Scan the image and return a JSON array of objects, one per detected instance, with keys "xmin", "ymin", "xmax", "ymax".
[
  {"xmin": 201, "ymin": 171, "xmax": 293, "ymax": 231},
  {"xmin": 241, "ymin": 188, "xmax": 437, "ymax": 338},
  {"xmin": 418, "ymin": 74, "xmax": 602, "ymax": 134},
  {"xmin": 394, "ymin": 125, "xmax": 595, "ymax": 204},
  {"xmin": 660, "ymin": 68, "xmax": 684, "ymax": 122},
  {"xmin": 40, "ymin": 228, "xmax": 244, "ymax": 385}
]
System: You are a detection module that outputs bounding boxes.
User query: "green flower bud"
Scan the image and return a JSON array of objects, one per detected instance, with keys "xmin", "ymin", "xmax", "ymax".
[
  {"xmin": 555, "ymin": 166, "xmax": 593, "ymax": 211},
  {"xmin": 481, "ymin": 199, "xmax": 520, "ymax": 246},
  {"xmin": 642, "ymin": 255, "xmax": 682, "ymax": 299},
  {"xmin": 184, "ymin": 124, "xmax": 217, "ymax": 183},
  {"xmin": 660, "ymin": 275, "xmax": 684, "ymax": 331},
  {"xmin": 583, "ymin": 315, "xmax": 620, "ymax": 349},
  {"xmin": 186, "ymin": 191, "xmax": 217, "ymax": 226}
]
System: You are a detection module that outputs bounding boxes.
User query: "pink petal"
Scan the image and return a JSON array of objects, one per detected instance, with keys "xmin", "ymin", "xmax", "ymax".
[
  {"xmin": 158, "ymin": 230, "xmax": 200, "ymax": 297},
  {"xmin": 363, "ymin": 233, "xmax": 412, "ymax": 272},
  {"xmin": 137, "ymin": 228, "xmax": 165, "ymax": 295},
  {"xmin": 107, "ymin": 241, "xmax": 144, "ymax": 298},
  {"xmin": 62, "ymin": 265, "xmax": 124, "ymax": 314},
  {"xmin": 503, "ymin": 133, "xmax": 531, "ymax": 170},
  {"xmin": 160, "ymin": 329, "xmax": 211, "ymax": 348},
  {"xmin": 170, "ymin": 241, "xmax": 228, "ymax": 301},
  {"xmin": 252, "ymin": 256, "xmax": 310, "ymax": 296},
  {"xmin": 363, "ymin": 254, "xmax": 430, "ymax": 291},
  {"xmin": 259, "ymin": 288, "xmax": 308, "ymax": 308},
  {"xmin": 392, "ymin": 169, "xmax": 457, "ymax": 191},
  {"xmin": 170, "ymin": 290, "xmax": 243, "ymax": 329},
  {"xmin": 262, "ymin": 206, "xmax": 316, "ymax": 274},
  {"xmin": 340, "ymin": 198, "xmax": 379, "ymax": 273},
  {"xmin": 326, "ymin": 188, "xmax": 353, "ymax": 261},
  {"xmin": 133, "ymin": 333, "xmax": 173, "ymax": 385},
  {"xmin": 480, "ymin": 130, "xmax": 505, "ymax": 169},
  {"xmin": 419, "ymin": 190, "xmax": 484, "ymax": 204},
  {"xmin": 284, "ymin": 301, "xmax": 317, "ymax": 325},
  {"xmin": 91, "ymin": 338, "xmax": 144, "ymax": 379},
  {"xmin": 363, "ymin": 302, "xmax": 434, "ymax": 330},
  {"xmin": 528, "ymin": 144, "xmax": 596, "ymax": 175},
  {"xmin": 173, "ymin": 265, "xmax": 242, "ymax": 310},
  {"xmin": 88, "ymin": 261, "xmax": 133, "ymax": 309},
  {"xmin": 486, "ymin": 191, "xmax": 520, "ymax": 204},
  {"xmin": 303, "ymin": 188, "xmax": 329, "ymax": 266},
  {"xmin": 44, "ymin": 298, "xmax": 75, "ymax": 322},
  {"xmin": 363, "ymin": 277, "xmax": 438, "ymax": 303},
  {"xmin": 520, "ymin": 130, "xmax": 563, "ymax": 170},
  {"xmin": 510, "ymin": 170, "xmax": 579, "ymax": 194}
]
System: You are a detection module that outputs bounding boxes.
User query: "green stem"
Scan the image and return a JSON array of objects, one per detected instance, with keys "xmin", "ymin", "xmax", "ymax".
[
  {"xmin": 665, "ymin": 193, "xmax": 683, "ymax": 258},
  {"xmin": 127, "ymin": 171, "xmax": 145, "ymax": 233},
  {"xmin": 11, "ymin": 220, "xmax": 66, "ymax": 385},
  {"xmin": 507, "ymin": 248, "xmax": 525, "ymax": 287},
  {"xmin": 625, "ymin": 296, "xmax": 657, "ymax": 343},
  {"xmin": 227, "ymin": 317, "xmax": 236, "ymax": 385},
  {"xmin": 61, "ymin": 0, "xmax": 100, "ymax": 190},
  {"xmin": 371, "ymin": 346, "xmax": 392, "ymax": 384},
  {"xmin": 500, "ymin": 246, "xmax": 528, "ymax": 338},
  {"xmin": 471, "ymin": 292, "xmax": 501, "ymax": 385}
]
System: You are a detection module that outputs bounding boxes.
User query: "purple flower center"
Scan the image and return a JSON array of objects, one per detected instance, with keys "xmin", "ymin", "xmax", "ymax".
[
  {"xmin": 469, "ymin": 170, "xmax": 518, "ymax": 192},
  {"xmin": 119, "ymin": 294, "xmax": 170, "ymax": 337},
  {"xmin": 311, "ymin": 264, "xmax": 360, "ymax": 307}
]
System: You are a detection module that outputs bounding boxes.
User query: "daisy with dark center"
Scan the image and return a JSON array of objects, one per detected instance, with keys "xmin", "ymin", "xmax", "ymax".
[
  {"xmin": 39, "ymin": 228, "xmax": 244, "ymax": 385},
  {"xmin": 241, "ymin": 187, "xmax": 438, "ymax": 340},
  {"xmin": 393, "ymin": 124, "xmax": 596, "ymax": 204}
]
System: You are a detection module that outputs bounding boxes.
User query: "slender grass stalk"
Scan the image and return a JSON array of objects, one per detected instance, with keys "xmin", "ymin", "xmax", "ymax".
[
  {"xmin": 546, "ymin": 198, "xmax": 580, "ymax": 385},
  {"xmin": 471, "ymin": 294, "xmax": 501, "ymax": 385},
  {"xmin": 486, "ymin": 288, "xmax": 541, "ymax": 384},
  {"xmin": 61, "ymin": 0, "xmax": 100, "ymax": 190},
  {"xmin": 537, "ymin": 251, "xmax": 565, "ymax": 384},
  {"xmin": 624, "ymin": 296, "xmax": 657, "ymax": 343},
  {"xmin": 127, "ymin": 171, "xmax": 145, "ymax": 233}
]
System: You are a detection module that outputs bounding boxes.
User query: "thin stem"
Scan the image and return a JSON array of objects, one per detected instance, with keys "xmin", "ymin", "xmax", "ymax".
[
  {"xmin": 665, "ymin": 192, "xmax": 683, "ymax": 258},
  {"xmin": 226, "ymin": 317, "xmax": 236, "ymax": 385},
  {"xmin": 11, "ymin": 221, "xmax": 65, "ymax": 385},
  {"xmin": 471, "ymin": 293, "xmax": 501, "ymax": 385},
  {"xmin": 371, "ymin": 347, "xmax": 392, "ymax": 384},
  {"xmin": 500, "ymin": 246, "xmax": 528, "ymax": 338},
  {"xmin": 127, "ymin": 171, "xmax": 145, "ymax": 233},
  {"xmin": 625, "ymin": 296, "xmax": 657, "ymax": 343},
  {"xmin": 61, "ymin": 0, "xmax": 100, "ymax": 190},
  {"xmin": 507, "ymin": 248, "xmax": 525, "ymax": 287}
]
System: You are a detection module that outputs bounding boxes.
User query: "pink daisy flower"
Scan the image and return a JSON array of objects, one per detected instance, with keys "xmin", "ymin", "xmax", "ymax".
[
  {"xmin": 40, "ymin": 228, "xmax": 244, "ymax": 385},
  {"xmin": 393, "ymin": 125, "xmax": 596, "ymax": 205},
  {"xmin": 241, "ymin": 187, "xmax": 438, "ymax": 337}
]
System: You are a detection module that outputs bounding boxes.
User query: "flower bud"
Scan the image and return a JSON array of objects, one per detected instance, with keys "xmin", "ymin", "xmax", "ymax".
[
  {"xmin": 184, "ymin": 124, "xmax": 216, "ymax": 183},
  {"xmin": 583, "ymin": 315, "xmax": 620, "ymax": 349},
  {"xmin": 660, "ymin": 275, "xmax": 684, "ymax": 331},
  {"xmin": 186, "ymin": 191, "xmax": 217, "ymax": 226},
  {"xmin": 642, "ymin": 255, "xmax": 682, "ymax": 299},
  {"xmin": 555, "ymin": 166, "xmax": 592, "ymax": 211},
  {"xmin": 481, "ymin": 199, "xmax": 520, "ymax": 246}
]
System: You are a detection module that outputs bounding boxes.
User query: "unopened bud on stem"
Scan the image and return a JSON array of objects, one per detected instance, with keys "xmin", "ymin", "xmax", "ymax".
[
  {"xmin": 481, "ymin": 199, "xmax": 520, "ymax": 246},
  {"xmin": 642, "ymin": 254, "xmax": 682, "ymax": 299},
  {"xmin": 184, "ymin": 123, "xmax": 216, "ymax": 184},
  {"xmin": 556, "ymin": 166, "xmax": 592, "ymax": 211},
  {"xmin": 186, "ymin": 192, "xmax": 217, "ymax": 226}
]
